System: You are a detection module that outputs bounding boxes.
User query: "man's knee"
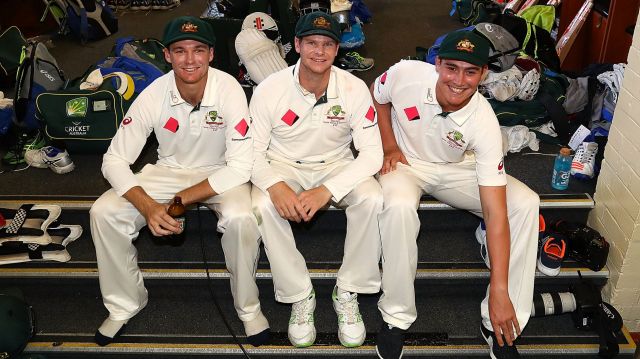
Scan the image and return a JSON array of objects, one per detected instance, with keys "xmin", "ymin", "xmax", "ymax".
[
  {"xmin": 90, "ymin": 193, "xmax": 121, "ymax": 224},
  {"xmin": 351, "ymin": 179, "xmax": 384, "ymax": 209},
  {"xmin": 511, "ymin": 187, "xmax": 540, "ymax": 214}
]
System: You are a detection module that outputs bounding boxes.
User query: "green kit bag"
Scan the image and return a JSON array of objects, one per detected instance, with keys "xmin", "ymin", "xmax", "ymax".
[{"xmin": 35, "ymin": 75, "xmax": 136, "ymax": 154}]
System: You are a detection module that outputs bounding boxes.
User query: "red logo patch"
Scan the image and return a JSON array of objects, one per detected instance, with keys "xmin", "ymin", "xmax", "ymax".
[
  {"xmin": 498, "ymin": 160, "xmax": 504, "ymax": 171},
  {"xmin": 235, "ymin": 118, "xmax": 249, "ymax": 137},
  {"xmin": 163, "ymin": 117, "xmax": 179, "ymax": 133},
  {"xmin": 365, "ymin": 106, "xmax": 375, "ymax": 122},
  {"xmin": 122, "ymin": 117, "xmax": 132, "ymax": 126},
  {"xmin": 281, "ymin": 109, "xmax": 299, "ymax": 126},
  {"xmin": 380, "ymin": 72, "xmax": 387, "ymax": 85},
  {"xmin": 404, "ymin": 106, "xmax": 420, "ymax": 121}
]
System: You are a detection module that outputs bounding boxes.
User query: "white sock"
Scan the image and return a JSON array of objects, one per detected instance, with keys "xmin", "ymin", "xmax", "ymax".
[
  {"xmin": 243, "ymin": 311, "xmax": 269, "ymax": 336},
  {"xmin": 336, "ymin": 286, "xmax": 352, "ymax": 299},
  {"xmin": 98, "ymin": 318, "xmax": 128, "ymax": 338}
]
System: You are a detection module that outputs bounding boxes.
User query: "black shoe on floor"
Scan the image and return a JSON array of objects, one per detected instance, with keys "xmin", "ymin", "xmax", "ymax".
[
  {"xmin": 375, "ymin": 322, "xmax": 405, "ymax": 359},
  {"xmin": 94, "ymin": 325, "xmax": 126, "ymax": 346},
  {"xmin": 480, "ymin": 324, "xmax": 521, "ymax": 359}
]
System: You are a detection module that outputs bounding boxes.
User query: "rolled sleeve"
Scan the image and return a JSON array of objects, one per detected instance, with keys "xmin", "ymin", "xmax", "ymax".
[
  {"xmin": 207, "ymin": 82, "xmax": 253, "ymax": 194},
  {"xmin": 101, "ymin": 92, "xmax": 155, "ymax": 196}
]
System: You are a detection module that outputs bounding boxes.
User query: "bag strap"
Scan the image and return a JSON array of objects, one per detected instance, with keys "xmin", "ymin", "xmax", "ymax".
[{"xmin": 537, "ymin": 89, "xmax": 569, "ymax": 144}]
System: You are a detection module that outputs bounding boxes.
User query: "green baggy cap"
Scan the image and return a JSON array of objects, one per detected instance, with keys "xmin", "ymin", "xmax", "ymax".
[
  {"xmin": 162, "ymin": 16, "xmax": 215, "ymax": 47},
  {"xmin": 438, "ymin": 30, "xmax": 490, "ymax": 67},
  {"xmin": 295, "ymin": 12, "xmax": 341, "ymax": 42}
]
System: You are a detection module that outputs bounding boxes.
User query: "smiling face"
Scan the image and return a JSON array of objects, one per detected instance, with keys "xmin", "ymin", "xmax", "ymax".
[
  {"xmin": 164, "ymin": 39, "xmax": 214, "ymax": 87},
  {"xmin": 435, "ymin": 57, "xmax": 488, "ymax": 112},
  {"xmin": 294, "ymin": 34, "xmax": 339, "ymax": 77}
]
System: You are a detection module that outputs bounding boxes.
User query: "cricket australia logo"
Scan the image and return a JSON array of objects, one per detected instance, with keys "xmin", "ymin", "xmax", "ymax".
[
  {"xmin": 65, "ymin": 121, "xmax": 90, "ymax": 136},
  {"xmin": 457, "ymin": 39, "xmax": 475, "ymax": 53},
  {"xmin": 66, "ymin": 97, "xmax": 88, "ymax": 117},
  {"xmin": 203, "ymin": 110, "xmax": 225, "ymax": 130},
  {"xmin": 324, "ymin": 105, "xmax": 346, "ymax": 126},
  {"xmin": 443, "ymin": 130, "xmax": 466, "ymax": 150}
]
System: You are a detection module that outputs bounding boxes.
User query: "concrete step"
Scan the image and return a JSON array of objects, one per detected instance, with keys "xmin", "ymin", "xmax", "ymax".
[{"xmin": 3, "ymin": 279, "xmax": 632, "ymax": 358}]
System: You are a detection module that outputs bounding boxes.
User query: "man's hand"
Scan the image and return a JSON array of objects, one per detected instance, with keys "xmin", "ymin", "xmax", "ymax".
[
  {"xmin": 380, "ymin": 147, "xmax": 409, "ymax": 175},
  {"xmin": 267, "ymin": 182, "xmax": 306, "ymax": 223},
  {"xmin": 139, "ymin": 199, "xmax": 181, "ymax": 237},
  {"xmin": 489, "ymin": 287, "xmax": 521, "ymax": 347},
  {"xmin": 298, "ymin": 185, "xmax": 332, "ymax": 221}
]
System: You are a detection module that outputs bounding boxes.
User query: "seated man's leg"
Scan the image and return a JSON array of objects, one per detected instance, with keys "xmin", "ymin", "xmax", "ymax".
[
  {"xmin": 375, "ymin": 165, "xmax": 423, "ymax": 359},
  {"xmin": 251, "ymin": 173, "xmax": 315, "ymax": 347},
  {"xmin": 336, "ymin": 176, "xmax": 384, "ymax": 293},
  {"xmin": 430, "ymin": 161, "xmax": 539, "ymax": 340},
  {"xmin": 332, "ymin": 176, "xmax": 383, "ymax": 347},
  {"xmin": 205, "ymin": 183, "xmax": 269, "ymax": 346},
  {"xmin": 90, "ymin": 189, "xmax": 148, "ymax": 345}
]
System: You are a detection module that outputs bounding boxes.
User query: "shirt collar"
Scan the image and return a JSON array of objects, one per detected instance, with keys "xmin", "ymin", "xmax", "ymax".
[
  {"xmin": 168, "ymin": 67, "xmax": 216, "ymax": 107},
  {"xmin": 448, "ymin": 91, "xmax": 480, "ymax": 126},
  {"xmin": 292, "ymin": 60, "xmax": 338, "ymax": 100},
  {"xmin": 423, "ymin": 76, "xmax": 480, "ymax": 126}
]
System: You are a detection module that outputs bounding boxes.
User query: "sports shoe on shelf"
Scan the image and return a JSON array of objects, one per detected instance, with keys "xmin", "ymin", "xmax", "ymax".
[
  {"xmin": 152, "ymin": 0, "xmax": 179, "ymax": 10},
  {"xmin": 116, "ymin": 0, "xmax": 131, "ymax": 9},
  {"xmin": 130, "ymin": 0, "xmax": 151, "ymax": 10},
  {"xmin": 337, "ymin": 51, "xmax": 374, "ymax": 72},
  {"xmin": 537, "ymin": 232, "xmax": 566, "ymax": 276},
  {"xmin": 106, "ymin": 0, "xmax": 117, "ymax": 9},
  {"xmin": 24, "ymin": 146, "xmax": 75, "ymax": 174},
  {"xmin": 480, "ymin": 324, "xmax": 521, "ymax": 359},
  {"xmin": 571, "ymin": 141, "xmax": 598, "ymax": 180},
  {"xmin": 376, "ymin": 322, "xmax": 405, "ymax": 359},
  {"xmin": 476, "ymin": 214, "xmax": 545, "ymax": 270},
  {"xmin": 2, "ymin": 130, "xmax": 46, "ymax": 166},
  {"xmin": 288, "ymin": 290, "xmax": 316, "ymax": 347},
  {"xmin": 332, "ymin": 286, "xmax": 365, "ymax": 347}
]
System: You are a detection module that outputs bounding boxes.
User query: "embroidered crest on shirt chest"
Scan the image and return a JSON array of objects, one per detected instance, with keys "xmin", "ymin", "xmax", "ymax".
[
  {"xmin": 203, "ymin": 110, "xmax": 226, "ymax": 130},
  {"xmin": 324, "ymin": 105, "xmax": 347, "ymax": 126},
  {"xmin": 442, "ymin": 130, "xmax": 466, "ymax": 150}
]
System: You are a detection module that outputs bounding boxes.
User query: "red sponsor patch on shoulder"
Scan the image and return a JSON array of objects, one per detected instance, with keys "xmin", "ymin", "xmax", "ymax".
[
  {"xmin": 235, "ymin": 118, "xmax": 249, "ymax": 137},
  {"xmin": 163, "ymin": 117, "xmax": 179, "ymax": 133},
  {"xmin": 365, "ymin": 106, "xmax": 375, "ymax": 122},
  {"xmin": 122, "ymin": 117, "xmax": 132, "ymax": 126},
  {"xmin": 498, "ymin": 159, "xmax": 504, "ymax": 171}
]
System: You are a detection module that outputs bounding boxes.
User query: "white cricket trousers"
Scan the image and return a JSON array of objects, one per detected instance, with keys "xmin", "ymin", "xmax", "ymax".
[
  {"xmin": 251, "ymin": 160, "xmax": 383, "ymax": 303},
  {"xmin": 90, "ymin": 164, "xmax": 263, "ymax": 323},
  {"xmin": 377, "ymin": 159, "xmax": 539, "ymax": 332}
]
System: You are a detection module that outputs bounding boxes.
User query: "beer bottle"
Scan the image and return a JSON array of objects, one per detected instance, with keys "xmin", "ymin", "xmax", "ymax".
[{"xmin": 167, "ymin": 196, "xmax": 186, "ymax": 245}]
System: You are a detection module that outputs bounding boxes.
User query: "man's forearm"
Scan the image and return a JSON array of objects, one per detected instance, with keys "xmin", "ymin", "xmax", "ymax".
[{"xmin": 176, "ymin": 179, "xmax": 217, "ymax": 207}]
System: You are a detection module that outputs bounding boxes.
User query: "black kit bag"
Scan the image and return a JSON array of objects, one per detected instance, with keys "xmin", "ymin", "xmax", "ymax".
[
  {"xmin": 489, "ymin": 71, "xmax": 571, "ymax": 144},
  {"xmin": 0, "ymin": 289, "xmax": 35, "ymax": 359},
  {"xmin": 452, "ymin": 0, "xmax": 502, "ymax": 26},
  {"xmin": 493, "ymin": 12, "xmax": 561, "ymax": 72}
]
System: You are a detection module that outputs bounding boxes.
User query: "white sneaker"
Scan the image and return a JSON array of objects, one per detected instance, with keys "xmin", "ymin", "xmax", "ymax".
[
  {"xmin": 571, "ymin": 142, "xmax": 598, "ymax": 180},
  {"xmin": 475, "ymin": 221, "xmax": 491, "ymax": 269},
  {"xmin": 24, "ymin": 146, "xmax": 75, "ymax": 174},
  {"xmin": 288, "ymin": 290, "xmax": 316, "ymax": 347},
  {"xmin": 332, "ymin": 286, "xmax": 365, "ymax": 347}
]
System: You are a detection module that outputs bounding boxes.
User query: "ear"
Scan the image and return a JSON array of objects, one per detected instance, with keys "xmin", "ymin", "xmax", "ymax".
[
  {"xmin": 209, "ymin": 47, "xmax": 214, "ymax": 63},
  {"xmin": 435, "ymin": 57, "xmax": 442, "ymax": 72},
  {"xmin": 480, "ymin": 65, "xmax": 489, "ymax": 81},
  {"xmin": 163, "ymin": 47, "xmax": 172, "ymax": 64},
  {"xmin": 294, "ymin": 37, "xmax": 301, "ymax": 54}
]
